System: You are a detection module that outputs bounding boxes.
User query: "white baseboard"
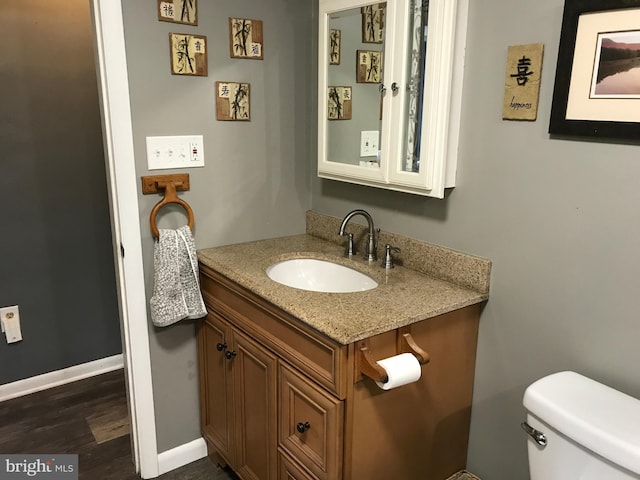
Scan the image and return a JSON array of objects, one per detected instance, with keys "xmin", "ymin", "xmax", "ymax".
[
  {"xmin": 0, "ymin": 354, "xmax": 124, "ymax": 402},
  {"xmin": 157, "ymin": 437, "xmax": 208, "ymax": 476}
]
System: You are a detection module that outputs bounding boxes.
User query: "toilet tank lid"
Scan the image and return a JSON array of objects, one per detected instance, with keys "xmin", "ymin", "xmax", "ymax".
[{"xmin": 524, "ymin": 371, "xmax": 640, "ymax": 475}]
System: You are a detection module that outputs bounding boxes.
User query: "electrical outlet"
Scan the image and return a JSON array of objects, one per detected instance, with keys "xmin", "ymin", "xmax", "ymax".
[
  {"xmin": 0, "ymin": 305, "xmax": 22, "ymax": 343},
  {"xmin": 190, "ymin": 140, "xmax": 200, "ymax": 162},
  {"xmin": 360, "ymin": 130, "xmax": 379, "ymax": 157}
]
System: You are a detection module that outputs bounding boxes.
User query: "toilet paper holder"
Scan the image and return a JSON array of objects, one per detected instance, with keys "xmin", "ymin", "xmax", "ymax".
[{"xmin": 357, "ymin": 326, "xmax": 430, "ymax": 384}]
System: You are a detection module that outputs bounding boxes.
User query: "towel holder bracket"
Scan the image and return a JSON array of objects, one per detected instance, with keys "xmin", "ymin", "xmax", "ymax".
[{"xmin": 141, "ymin": 174, "xmax": 190, "ymax": 194}]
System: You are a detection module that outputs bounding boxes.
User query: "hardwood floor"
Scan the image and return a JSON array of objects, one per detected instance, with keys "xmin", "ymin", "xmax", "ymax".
[{"xmin": 0, "ymin": 369, "xmax": 235, "ymax": 479}]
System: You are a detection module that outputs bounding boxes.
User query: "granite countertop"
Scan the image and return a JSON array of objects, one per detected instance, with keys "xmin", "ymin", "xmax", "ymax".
[{"xmin": 197, "ymin": 233, "xmax": 489, "ymax": 345}]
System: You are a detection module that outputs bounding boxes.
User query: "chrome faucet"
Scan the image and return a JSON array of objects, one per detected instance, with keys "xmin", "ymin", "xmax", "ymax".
[{"xmin": 338, "ymin": 209, "xmax": 378, "ymax": 262}]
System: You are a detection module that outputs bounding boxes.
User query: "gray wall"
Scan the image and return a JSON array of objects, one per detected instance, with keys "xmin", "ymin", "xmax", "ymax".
[
  {"xmin": 120, "ymin": 0, "xmax": 640, "ymax": 473},
  {"xmin": 312, "ymin": 0, "xmax": 640, "ymax": 479},
  {"xmin": 0, "ymin": 0, "xmax": 121, "ymax": 384},
  {"xmin": 121, "ymin": 0, "xmax": 314, "ymax": 452}
]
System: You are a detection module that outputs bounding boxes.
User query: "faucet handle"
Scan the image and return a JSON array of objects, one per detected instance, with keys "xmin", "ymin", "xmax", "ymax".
[
  {"xmin": 381, "ymin": 244, "xmax": 401, "ymax": 269},
  {"xmin": 343, "ymin": 232, "xmax": 357, "ymax": 257}
]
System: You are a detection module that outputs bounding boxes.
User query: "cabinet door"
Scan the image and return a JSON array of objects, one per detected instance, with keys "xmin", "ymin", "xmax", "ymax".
[
  {"xmin": 278, "ymin": 450, "xmax": 318, "ymax": 480},
  {"xmin": 199, "ymin": 312, "xmax": 235, "ymax": 465},
  {"xmin": 231, "ymin": 328, "xmax": 279, "ymax": 480},
  {"xmin": 278, "ymin": 363, "xmax": 343, "ymax": 480}
]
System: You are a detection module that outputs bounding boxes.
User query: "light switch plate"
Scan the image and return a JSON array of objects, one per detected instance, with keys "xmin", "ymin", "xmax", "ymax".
[{"xmin": 146, "ymin": 135, "xmax": 205, "ymax": 170}]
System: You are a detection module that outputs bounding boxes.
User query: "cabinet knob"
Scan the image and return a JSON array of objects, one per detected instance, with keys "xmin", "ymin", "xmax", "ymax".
[
  {"xmin": 296, "ymin": 421, "xmax": 310, "ymax": 434},
  {"xmin": 216, "ymin": 342, "xmax": 227, "ymax": 351},
  {"xmin": 225, "ymin": 350, "xmax": 237, "ymax": 360}
]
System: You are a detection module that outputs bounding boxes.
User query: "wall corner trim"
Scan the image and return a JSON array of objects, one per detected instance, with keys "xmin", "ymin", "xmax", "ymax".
[
  {"xmin": 0, "ymin": 354, "xmax": 124, "ymax": 403},
  {"xmin": 156, "ymin": 437, "xmax": 208, "ymax": 476}
]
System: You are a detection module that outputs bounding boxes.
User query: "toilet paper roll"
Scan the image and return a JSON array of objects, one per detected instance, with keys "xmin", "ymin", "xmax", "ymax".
[{"xmin": 375, "ymin": 352, "xmax": 422, "ymax": 390}]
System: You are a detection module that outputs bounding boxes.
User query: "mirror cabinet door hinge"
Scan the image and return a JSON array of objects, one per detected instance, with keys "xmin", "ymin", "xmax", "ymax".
[{"xmin": 120, "ymin": 243, "xmax": 125, "ymax": 258}]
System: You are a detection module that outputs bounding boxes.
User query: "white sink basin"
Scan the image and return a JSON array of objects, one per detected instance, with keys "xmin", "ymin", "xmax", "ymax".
[{"xmin": 266, "ymin": 258, "xmax": 378, "ymax": 293}]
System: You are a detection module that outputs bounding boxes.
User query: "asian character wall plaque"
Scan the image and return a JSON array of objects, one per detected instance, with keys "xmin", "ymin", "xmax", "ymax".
[
  {"xmin": 169, "ymin": 33, "xmax": 207, "ymax": 76},
  {"xmin": 328, "ymin": 86, "xmax": 352, "ymax": 120},
  {"xmin": 329, "ymin": 29, "xmax": 341, "ymax": 65},
  {"xmin": 361, "ymin": 3, "xmax": 385, "ymax": 43},
  {"xmin": 502, "ymin": 43, "xmax": 544, "ymax": 121},
  {"xmin": 229, "ymin": 18, "xmax": 264, "ymax": 60},
  {"xmin": 216, "ymin": 82, "xmax": 251, "ymax": 121},
  {"xmin": 158, "ymin": 0, "xmax": 197, "ymax": 26},
  {"xmin": 356, "ymin": 50, "xmax": 382, "ymax": 83}
]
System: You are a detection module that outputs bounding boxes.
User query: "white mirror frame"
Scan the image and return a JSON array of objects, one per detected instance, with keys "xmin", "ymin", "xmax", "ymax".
[{"xmin": 318, "ymin": 0, "xmax": 468, "ymax": 198}]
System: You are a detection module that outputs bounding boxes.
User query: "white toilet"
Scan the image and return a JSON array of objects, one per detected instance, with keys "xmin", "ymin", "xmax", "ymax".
[{"xmin": 522, "ymin": 371, "xmax": 640, "ymax": 479}]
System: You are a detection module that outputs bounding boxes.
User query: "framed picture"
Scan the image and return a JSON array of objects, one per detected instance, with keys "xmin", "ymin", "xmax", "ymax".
[
  {"xmin": 356, "ymin": 50, "xmax": 383, "ymax": 83},
  {"xmin": 169, "ymin": 33, "xmax": 207, "ymax": 76},
  {"xmin": 158, "ymin": 0, "xmax": 197, "ymax": 26},
  {"xmin": 216, "ymin": 82, "xmax": 251, "ymax": 121},
  {"xmin": 229, "ymin": 18, "xmax": 264, "ymax": 60},
  {"xmin": 549, "ymin": 0, "xmax": 640, "ymax": 139}
]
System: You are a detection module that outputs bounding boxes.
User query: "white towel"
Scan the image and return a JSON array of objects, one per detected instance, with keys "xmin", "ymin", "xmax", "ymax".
[{"xmin": 150, "ymin": 225, "xmax": 206, "ymax": 327}]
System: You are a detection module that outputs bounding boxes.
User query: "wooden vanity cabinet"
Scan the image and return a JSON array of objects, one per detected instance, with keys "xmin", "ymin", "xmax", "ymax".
[{"xmin": 198, "ymin": 264, "xmax": 481, "ymax": 480}]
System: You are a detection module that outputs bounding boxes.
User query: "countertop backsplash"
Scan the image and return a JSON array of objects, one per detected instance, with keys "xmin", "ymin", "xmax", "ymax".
[{"xmin": 305, "ymin": 210, "xmax": 491, "ymax": 294}]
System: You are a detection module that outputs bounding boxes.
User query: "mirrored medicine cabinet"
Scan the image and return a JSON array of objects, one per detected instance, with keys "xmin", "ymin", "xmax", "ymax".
[{"xmin": 317, "ymin": 0, "xmax": 468, "ymax": 198}]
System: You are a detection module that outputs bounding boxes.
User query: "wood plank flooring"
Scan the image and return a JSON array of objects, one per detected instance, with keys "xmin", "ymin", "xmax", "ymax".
[{"xmin": 0, "ymin": 369, "xmax": 234, "ymax": 479}]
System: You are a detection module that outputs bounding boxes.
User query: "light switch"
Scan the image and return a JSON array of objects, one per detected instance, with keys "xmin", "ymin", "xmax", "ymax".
[
  {"xmin": 146, "ymin": 135, "xmax": 205, "ymax": 170},
  {"xmin": 360, "ymin": 131, "xmax": 379, "ymax": 157}
]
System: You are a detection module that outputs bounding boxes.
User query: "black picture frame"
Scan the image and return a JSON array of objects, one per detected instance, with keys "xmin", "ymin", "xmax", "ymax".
[{"xmin": 549, "ymin": 0, "xmax": 640, "ymax": 140}]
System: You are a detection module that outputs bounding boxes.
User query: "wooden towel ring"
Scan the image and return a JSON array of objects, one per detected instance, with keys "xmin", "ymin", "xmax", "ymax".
[{"xmin": 149, "ymin": 181, "xmax": 195, "ymax": 239}]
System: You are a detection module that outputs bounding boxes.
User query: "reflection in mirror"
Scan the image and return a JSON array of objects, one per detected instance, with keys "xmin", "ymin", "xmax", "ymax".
[
  {"xmin": 403, "ymin": 0, "xmax": 428, "ymax": 173},
  {"xmin": 327, "ymin": 5, "xmax": 385, "ymax": 168},
  {"xmin": 325, "ymin": 0, "xmax": 430, "ymax": 174}
]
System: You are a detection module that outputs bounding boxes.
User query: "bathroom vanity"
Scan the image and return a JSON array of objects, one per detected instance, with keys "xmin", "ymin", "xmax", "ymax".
[{"xmin": 196, "ymin": 213, "xmax": 491, "ymax": 480}]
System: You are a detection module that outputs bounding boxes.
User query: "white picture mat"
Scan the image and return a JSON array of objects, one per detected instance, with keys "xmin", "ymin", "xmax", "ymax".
[{"xmin": 566, "ymin": 8, "xmax": 640, "ymax": 122}]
